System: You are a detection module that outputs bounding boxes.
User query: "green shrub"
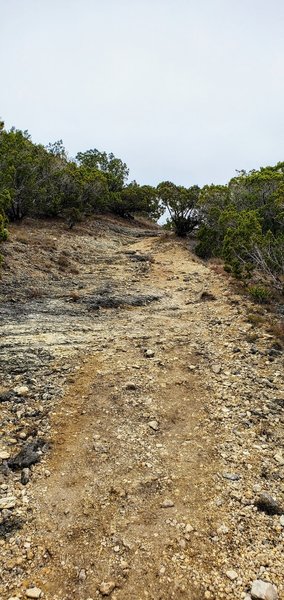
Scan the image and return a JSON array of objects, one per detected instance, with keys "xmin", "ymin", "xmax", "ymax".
[{"xmin": 247, "ymin": 285, "xmax": 271, "ymax": 303}]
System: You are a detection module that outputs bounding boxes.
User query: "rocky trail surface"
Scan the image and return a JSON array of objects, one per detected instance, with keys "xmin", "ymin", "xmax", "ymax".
[{"xmin": 0, "ymin": 217, "xmax": 283, "ymax": 600}]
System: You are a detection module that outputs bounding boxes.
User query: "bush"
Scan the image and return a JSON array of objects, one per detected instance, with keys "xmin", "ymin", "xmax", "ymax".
[{"xmin": 247, "ymin": 285, "xmax": 271, "ymax": 303}]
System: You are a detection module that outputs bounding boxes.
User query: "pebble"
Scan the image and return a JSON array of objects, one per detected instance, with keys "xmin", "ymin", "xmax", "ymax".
[
  {"xmin": 14, "ymin": 385, "xmax": 29, "ymax": 396},
  {"xmin": 251, "ymin": 579, "xmax": 278, "ymax": 600},
  {"xmin": 217, "ymin": 524, "xmax": 229, "ymax": 534},
  {"xmin": 79, "ymin": 568, "xmax": 86, "ymax": 581},
  {"xmin": 148, "ymin": 420, "xmax": 159, "ymax": 431},
  {"xmin": 125, "ymin": 382, "xmax": 137, "ymax": 390},
  {"xmin": 145, "ymin": 349, "xmax": 155, "ymax": 358},
  {"xmin": 0, "ymin": 496, "xmax": 16, "ymax": 510},
  {"xmin": 255, "ymin": 492, "xmax": 282, "ymax": 515},
  {"xmin": 274, "ymin": 453, "xmax": 284, "ymax": 466},
  {"xmin": 0, "ymin": 450, "xmax": 10, "ymax": 460},
  {"xmin": 26, "ymin": 588, "xmax": 42, "ymax": 599},
  {"xmin": 212, "ymin": 364, "xmax": 222, "ymax": 374},
  {"xmin": 280, "ymin": 515, "xmax": 284, "ymax": 526},
  {"xmin": 226, "ymin": 570, "xmax": 238, "ymax": 580},
  {"xmin": 21, "ymin": 468, "xmax": 30, "ymax": 485},
  {"xmin": 98, "ymin": 580, "xmax": 116, "ymax": 595},
  {"xmin": 222, "ymin": 472, "xmax": 241, "ymax": 481},
  {"xmin": 161, "ymin": 499, "xmax": 175, "ymax": 508}
]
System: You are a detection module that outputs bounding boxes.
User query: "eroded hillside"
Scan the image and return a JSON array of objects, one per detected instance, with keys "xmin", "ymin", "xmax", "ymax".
[{"xmin": 0, "ymin": 217, "xmax": 283, "ymax": 600}]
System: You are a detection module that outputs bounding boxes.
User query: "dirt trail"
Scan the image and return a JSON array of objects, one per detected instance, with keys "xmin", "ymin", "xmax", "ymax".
[{"xmin": 0, "ymin": 219, "xmax": 283, "ymax": 600}]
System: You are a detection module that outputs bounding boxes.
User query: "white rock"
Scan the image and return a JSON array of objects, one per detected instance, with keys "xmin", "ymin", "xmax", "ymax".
[
  {"xmin": 0, "ymin": 496, "xmax": 16, "ymax": 510},
  {"xmin": 161, "ymin": 499, "xmax": 175, "ymax": 508},
  {"xmin": 251, "ymin": 579, "xmax": 278, "ymax": 600},
  {"xmin": 280, "ymin": 515, "xmax": 284, "ymax": 527},
  {"xmin": 212, "ymin": 364, "xmax": 222, "ymax": 374},
  {"xmin": 0, "ymin": 450, "xmax": 10, "ymax": 460},
  {"xmin": 226, "ymin": 570, "xmax": 238, "ymax": 580},
  {"xmin": 274, "ymin": 453, "xmax": 284, "ymax": 466},
  {"xmin": 149, "ymin": 420, "xmax": 159, "ymax": 431},
  {"xmin": 14, "ymin": 385, "xmax": 29, "ymax": 396},
  {"xmin": 217, "ymin": 524, "xmax": 229, "ymax": 534},
  {"xmin": 26, "ymin": 588, "xmax": 42, "ymax": 599},
  {"xmin": 99, "ymin": 581, "xmax": 116, "ymax": 595},
  {"xmin": 145, "ymin": 349, "xmax": 155, "ymax": 358},
  {"xmin": 78, "ymin": 568, "xmax": 86, "ymax": 581}
]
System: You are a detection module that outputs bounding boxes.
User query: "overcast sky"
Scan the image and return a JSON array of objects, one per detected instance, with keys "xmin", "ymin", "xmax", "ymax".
[{"xmin": 1, "ymin": 0, "xmax": 283, "ymax": 187}]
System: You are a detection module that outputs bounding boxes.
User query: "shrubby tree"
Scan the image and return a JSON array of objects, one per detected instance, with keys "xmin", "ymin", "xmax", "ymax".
[
  {"xmin": 196, "ymin": 164, "xmax": 284, "ymax": 290},
  {"xmin": 108, "ymin": 181, "xmax": 162, "ymax": 219},
  {"xmin": 157, "ymin": 181, "xmax": 200, "ymax": 236},
  {"xmin": 76, "ymin": 149, "xmax": 129, "ymax": 192}
]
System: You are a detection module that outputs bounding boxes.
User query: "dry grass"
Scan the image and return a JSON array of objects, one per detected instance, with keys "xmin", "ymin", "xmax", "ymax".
[
  {"xmin": 26, "ymin": 287, "xmax": 44, "ymax": 299},
  {"xmin": 269, "ymin": 320, "xmax": 284, "ymax": 347}
]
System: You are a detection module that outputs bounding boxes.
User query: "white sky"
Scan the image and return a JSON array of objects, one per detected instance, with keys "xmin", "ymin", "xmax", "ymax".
[{"xmin": 1, "ymin": 0, "xmax": 283, "ymax": 187}]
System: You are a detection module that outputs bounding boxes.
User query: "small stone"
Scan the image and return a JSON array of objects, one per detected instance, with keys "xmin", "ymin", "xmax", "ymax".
[
  {"xmin": 125, "ymin": 382, "xmax": 137, "ymax": 390},
  {"xmin": 280, "ymin": 515, "xmax": 284, "ymax": 526},
  {"xmin": 255, "ymin": 493, "xmax": 283, "ymax": 516},
  {"xmin": 99, "ymin": 580, "xmax": 116, "ymax": 595},
  {"xmin": 145, "ymin": 349, "xmax": 155, "ymax": 358},
  {"xmin": 274, "ymin": 453, "xmax": 284, "ymax": 466},
  {"xmin": 222, "ymin": 472, "xmax": 241, "ymax": 481},
  {"xmin": 21, "ymin": 468, "xmax": 30, "ymax": 485},
  {"xmin": 185, "ymin": 524, "xmax": 194, "ymax": 533},
  {"xmin": 14, "ymin": 385, "xmax": 29, "ymax": 396},
  {"xmin": 149, "ymin": 420, "xmax": 159, "ymax": 431},
  {"xmin": 79, "ymin": 568, "xmax": 86, "ymax": 581},
  {"xmin": 161, "ymin": 499, "xmax": 175, "ymax": 508},
  {"xmin": 226, "ymin": 570, "xmax": 238, "ymax": 581},
  {"xmin": 0, "ymin": 496, "xmax": 16, "ymax": 510},
  {"xmin": 0, "ymin": 451, "xmax": 10, "ymax": 460},
  {"xmin": 251, "ymin": 579, "xmax": 278, "ymax": 600},
  {"xmin": 26, "ymin": 588, "xmax": 42, "ymax": 599},
  {"xmin": 217, "ymin": 524, "xmax": 229, "ymax": 534},
  {"xmin": 212, "ymin": 364, "xmax": 222, "ymax": 374}
]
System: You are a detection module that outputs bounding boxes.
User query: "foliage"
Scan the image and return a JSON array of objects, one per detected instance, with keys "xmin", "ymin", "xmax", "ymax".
[
  {"xmin": 76, "ymin": 148, "xmax": 129, "ymax": 192},
  {"xmin": 247, "ymin": 285, "xmax": 271, "ymax": 303},
  {"xmin": 0, "ymin": 123, "xmax": 160, "ymax": 237},
  {"xmin": 196, "ymin": 165, "xmax": 284, "ymax": 291},
  {"xmin": 157, "ymin": 181, "xmax": 200, "ymax": 236},
  {"xmin": 109, "ymin": 182, "xmax": 162, "ymax": 219},
  {"xmin": 1, "ymin": 118, "xmax": 283, "ymax": 294}
]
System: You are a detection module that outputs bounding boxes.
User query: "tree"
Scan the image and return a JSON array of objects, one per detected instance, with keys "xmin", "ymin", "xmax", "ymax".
[
  {"xmin": 109, "ymin": 181, "xmax": 163, "ymax": 219},
  {"xmin": 157, "ymin": 181, "xmax": 200, "ymax": 236},
  {"xmin": 76, "ymin": 149, "xmax": 129, "ymax": 192}
]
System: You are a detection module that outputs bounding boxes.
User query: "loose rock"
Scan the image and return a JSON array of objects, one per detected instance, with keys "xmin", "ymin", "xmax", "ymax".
[
  {"xmin": 26, "ymin": 588, "xmax": 42, "ymax": 599},
  {"xmin": 160, "ymin": 499, "xmax": 175, "ymax": 508},
  {"xmin": 148, "ymin": 420, "xmax": 159, "ymax": 431},
  {"xmin": 255, "ymin": 493, "xmax": 283, "ymax": 516},
  {"xmin": 251, "ymin": 579, "xmax": 278, "ymax": 600},
  {"xmin": 226, "ymin": 570, "xmax": 238, "ymax": 581},
  {"xmin": 99, "ymin": 581, "xmax": 116, "ymax": 595}
]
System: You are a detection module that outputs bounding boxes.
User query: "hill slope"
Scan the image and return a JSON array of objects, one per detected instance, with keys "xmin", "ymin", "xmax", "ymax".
[{"xmin": 0, "ymin": 218, "xmax": 283, "ymax": 600}]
